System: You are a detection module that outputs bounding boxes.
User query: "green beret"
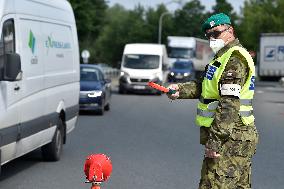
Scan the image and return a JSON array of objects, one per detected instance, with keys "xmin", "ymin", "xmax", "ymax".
[{"xmin": 202, "ymin": 13, "xmax": 231, "ymax": 32}]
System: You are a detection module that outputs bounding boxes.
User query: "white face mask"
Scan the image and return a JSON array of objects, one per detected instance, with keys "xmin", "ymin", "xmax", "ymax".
[{"xmin": 209, "ymin": 38, "xmax": 225, "ymax": 54}]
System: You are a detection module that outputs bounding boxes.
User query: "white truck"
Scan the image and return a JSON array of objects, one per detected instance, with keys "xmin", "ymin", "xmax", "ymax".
[
  {"xmin": 258, "ymin": 33, "xmax": 284, "ymax": 79},
  {"xmin": 0, "ymin": 0, "xmax": 80, "ymax": 172},
  {"xmin": 167, "ymin": 36, "xmax": 213, "ymax": 76},
  {"xmin": 119, "ymin": 43, "xmax": 169, "ymax": 94}
]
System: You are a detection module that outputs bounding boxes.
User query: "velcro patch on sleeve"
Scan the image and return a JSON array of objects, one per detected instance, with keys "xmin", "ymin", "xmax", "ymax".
[{"xmin": 220, "ymin": 84, "xmax": 241, "ymax": 97}]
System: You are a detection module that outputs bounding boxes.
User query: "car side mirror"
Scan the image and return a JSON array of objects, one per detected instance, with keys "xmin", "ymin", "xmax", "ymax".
[
  {"xmin": 105, "ymin": 78, "xmax": 111, "ymax": 83},
  {"xmin": 162, "ymin": 64, "xmax": 168, "ymax": 71},
  {"xmin": 0, "ymin": 53, "xmax": 22, "ymax": 81}
]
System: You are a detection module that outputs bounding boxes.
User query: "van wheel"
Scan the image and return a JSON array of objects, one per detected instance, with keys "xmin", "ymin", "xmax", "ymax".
[
  {"xmin": 119, "ymin": 86, "xmax": 126, "ymax": 94},
  {"xmin": 42, "ymin": 120, "xmax": 63, "ymax": 161},
  {"xmin": 156, "ymin": 91, "xmax": 162, "ymax": 95}
]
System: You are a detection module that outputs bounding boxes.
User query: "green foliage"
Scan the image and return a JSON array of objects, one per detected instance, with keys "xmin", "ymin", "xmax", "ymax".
[
  {"xmin": 212, "ymin": 0, "xmax": 238, "ymax": 27},
  {"xmin": 238, "ymin": 0, "xmax": 284, "ymax": 51},
  {"xmin": 173, "ymin": 0, "xmax": 207, "ymax": 38},
  {"xmin": 68, "ymin": 0, "xmax": 284, "ymax": 66}
]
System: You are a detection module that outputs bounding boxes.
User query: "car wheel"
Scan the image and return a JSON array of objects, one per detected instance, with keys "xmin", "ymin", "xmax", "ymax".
[
  {"xmin": 104, "ymin": 103, "xmax": 110, "ymax": 111},
  {"xmin": 42, "ymin": 119, "xmax": 64, "ymax": 161},
  {"xmin": 0, "ymin": 150, "xmax": 2, "ymax": 175},
  {"xmin": 98, "ymin": 99, "xmax": 105, "ymax": 115}
]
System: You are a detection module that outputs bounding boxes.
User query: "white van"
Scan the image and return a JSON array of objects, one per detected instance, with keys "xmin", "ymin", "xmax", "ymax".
[
  {"xmin": 0, "ymin": 0, "xmax": 79, "ymax": 172},
  {"xmin": 119, "ymin": 43, "xmax": 169, "ymax": 94}
]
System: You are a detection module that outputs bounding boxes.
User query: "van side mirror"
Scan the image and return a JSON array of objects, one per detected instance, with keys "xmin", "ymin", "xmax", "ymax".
[
  {"xmin": 162, "ymin": 64, "xmax": 168, "ymax": 71},
  {"xmin": 0, "ymin": 53, "xmax": 22, "ymax": 81}
]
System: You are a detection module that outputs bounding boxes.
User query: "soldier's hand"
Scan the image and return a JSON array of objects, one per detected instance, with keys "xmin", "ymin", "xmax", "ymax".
[
  {"xmin": 205, "ymin": 148, "xmax": 221, "ymax": 159},
  {"xmin": 167, "ymin": 84, "xmax": 179, "ymax": 100}
]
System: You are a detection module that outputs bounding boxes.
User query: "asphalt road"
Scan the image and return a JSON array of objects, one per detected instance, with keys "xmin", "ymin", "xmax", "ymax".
[{"xmin": 0, "ymin": 81, "xmax": 284, "ymax": 189}]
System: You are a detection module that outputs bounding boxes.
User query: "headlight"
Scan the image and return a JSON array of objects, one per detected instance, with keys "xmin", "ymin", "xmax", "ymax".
[
  {"xmin": 87, "ymin": 90, "xmax": 103, "ymax": 98},
  {"xmin": 170, "ymin": 72, "xmax": 174, "ymax": 76},
  {"xmin": 120, "ymin": 71, "xmax": 125, "ymax": 77},
  {"xmin": 151, "ymin": 72, "xmax": 162, "ymax": 81},
  {"xmin": 184, "ymin": 73, "xmax": 190, "ymax": 77},
  {"xmin": 120, "ymin": 71, "xmax": 130, "ymax": 78}
]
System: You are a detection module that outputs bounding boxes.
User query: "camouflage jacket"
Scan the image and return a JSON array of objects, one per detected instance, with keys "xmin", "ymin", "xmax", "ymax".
[{"xmin": 177, "ymin": 39, "xmax": 255, "ymax": 153}]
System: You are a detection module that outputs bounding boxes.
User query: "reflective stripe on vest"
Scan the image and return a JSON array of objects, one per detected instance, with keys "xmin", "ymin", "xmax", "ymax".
[
  {"xmin": 195, "ymin": 46, "xmax": 255, "ymax": 127},
  {"xmin": 197, "ymin": 109, "xmax": 215, "ymax": 117},
  {"xmin": 197, "ymin": 108, "xmax": 253, "ymax": 118}
]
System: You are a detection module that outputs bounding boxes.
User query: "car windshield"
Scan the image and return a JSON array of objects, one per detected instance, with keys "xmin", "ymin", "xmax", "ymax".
[
  {"xmin": 123, "ymin": 54, "xmax": 160, "ymax": 69},
  {"xmin": 173, "ymin": 62, "xmax": 193, "ymax": 70},
  {"xmin": 168, "ymin": 47, "xmax": 193, "ymax": 59},
  {"xmin": 80, "ymin": 67, "xmax": 99, "ymax": 81}
]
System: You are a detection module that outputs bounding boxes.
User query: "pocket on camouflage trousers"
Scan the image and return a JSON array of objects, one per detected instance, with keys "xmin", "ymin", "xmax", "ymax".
[{"xmin": 224, "ymin": 126, "xmax": 258, "ymax": 157}]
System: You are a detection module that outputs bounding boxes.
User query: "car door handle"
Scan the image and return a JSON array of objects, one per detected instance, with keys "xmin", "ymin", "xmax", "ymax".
[{"xmin": 14, "ymin": 86, "xmax": 20, "ymax": 91}]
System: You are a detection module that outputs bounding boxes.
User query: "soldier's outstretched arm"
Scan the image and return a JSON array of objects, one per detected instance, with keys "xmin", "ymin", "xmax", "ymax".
[
  {"xmin": 205, "ymin": 51, "xmax": 248, "ymax": 153},
  {"xmin": 167, "ymin": 80, "xmax": 202, "ymax": 100}
]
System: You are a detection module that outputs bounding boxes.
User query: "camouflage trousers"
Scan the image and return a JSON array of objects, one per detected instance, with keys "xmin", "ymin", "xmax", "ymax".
[
  {"xmin": 198, "ymin": 126, "xmax": 258, "ymax": 189},
  {"xmin": 198, "ymin": 156, "xmax": 252, "ymax": 189}
]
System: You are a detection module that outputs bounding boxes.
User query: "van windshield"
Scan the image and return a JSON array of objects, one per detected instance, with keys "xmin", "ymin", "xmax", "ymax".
[
  {"xmin": 173, "ymin": 61, "xmax": 193, "ymax": 70},
  {"xmin": 123, "ymin": 54, "xmax": 160, "ymax": 69},
  {"xmin": 168, "ymin": 47, "xmax": 193, "ymax": 59}
]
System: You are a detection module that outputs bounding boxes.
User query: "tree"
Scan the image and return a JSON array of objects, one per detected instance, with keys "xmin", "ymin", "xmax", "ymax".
[
  {"xmin": 94, "ymin": 5, "xmax": 129, "ymax": 67},
  {"xmin": 212, "ymin": 0, "xmax": 238, "ymax": 27},
  {"xmin": 68, "ymin": 0, "xmax": 108, "ymax": 62},
  {"xmin": 173, "ymin": 0, "xmax": 207, "ymax": 38},
  {"xmin": 145, "ymin": 4, "xmax": 172, "ymax": 44},
  {"xmin": 238, "ymin": 0, "xmax": 284, "ymax": 52}
]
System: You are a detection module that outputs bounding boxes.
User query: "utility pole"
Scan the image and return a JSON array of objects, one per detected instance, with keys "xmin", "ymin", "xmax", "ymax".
[
  {"xmin": 158, "ymin": 12, "xmax": 171, "ymax": 44},
  {"xmin": 158, "ymin": 0, "xmax": 184, "ymax": 44}
]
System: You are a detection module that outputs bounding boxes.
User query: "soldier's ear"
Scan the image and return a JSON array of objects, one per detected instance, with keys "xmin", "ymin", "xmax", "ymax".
[{"xmin": 228, "ymin": 27, "xmax": 233, "ymax": 34}]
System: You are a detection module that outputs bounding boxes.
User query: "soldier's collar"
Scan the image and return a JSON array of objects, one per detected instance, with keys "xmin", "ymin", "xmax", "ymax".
[{"xmin": 214, "ymin": 38, "xmax": 241, "ymax": 59}]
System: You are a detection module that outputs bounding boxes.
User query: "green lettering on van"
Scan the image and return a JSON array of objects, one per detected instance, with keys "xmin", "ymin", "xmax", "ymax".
[
  {"xmin": 45, "ymin": 35, "xmax": 71, "ymax": 49},
  {"xmin": 28, "ymin": 30, "xmax": 36, "ymax": 54}
]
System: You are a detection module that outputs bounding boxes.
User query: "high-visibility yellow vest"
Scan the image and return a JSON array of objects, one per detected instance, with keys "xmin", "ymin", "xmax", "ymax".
[{"xmin": 195, "ymin": 46, "xmax": 255, "ymax": 127}]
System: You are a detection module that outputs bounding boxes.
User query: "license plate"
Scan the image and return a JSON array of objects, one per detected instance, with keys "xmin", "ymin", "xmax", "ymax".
[
  {"xmin": 175, "ymin": 75, "xmax": 183, "ymax": 79},
  {"xmin": 133, "ymin": 85, "xmax": 146, "ymax": 90}
]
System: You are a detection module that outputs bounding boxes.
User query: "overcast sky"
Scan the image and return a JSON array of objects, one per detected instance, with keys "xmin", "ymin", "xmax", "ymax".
[{"xmin": 108, "ymin": 0, "xmax": 245, "ymax": 14}]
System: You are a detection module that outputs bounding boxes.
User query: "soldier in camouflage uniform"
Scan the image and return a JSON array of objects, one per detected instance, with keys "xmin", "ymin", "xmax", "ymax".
[{"xmin": 167, "ymin": 13, "xmax": 258, "ymax": 189}]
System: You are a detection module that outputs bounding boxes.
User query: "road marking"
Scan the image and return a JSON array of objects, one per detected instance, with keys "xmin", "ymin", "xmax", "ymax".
[{"xmin": 256, "ymin": 90, "xmax": 264, "ymax": 94}]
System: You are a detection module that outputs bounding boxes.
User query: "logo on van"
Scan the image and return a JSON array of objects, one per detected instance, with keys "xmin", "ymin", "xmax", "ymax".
[
  {"xmin": 28, "ymin": 30, "xmax": 36, "ymax": 54},
  {"xmin": 45, "ymin": 35, "xmax": 71, "ymax": 49}
]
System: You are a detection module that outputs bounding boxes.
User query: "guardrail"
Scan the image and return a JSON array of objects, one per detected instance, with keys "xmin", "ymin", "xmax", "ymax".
[{"xmin": 101, "ymin": 67, "xmax": 120, "ymax": 79}]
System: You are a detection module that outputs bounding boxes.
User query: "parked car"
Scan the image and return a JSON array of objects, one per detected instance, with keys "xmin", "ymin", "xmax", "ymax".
[
  {"xmin": 80, "ymin": 64, "xmax": 111, "ymax": 115},
  {"xmin": 167, "ymin": 60, "xmax": 195, "ymax": 82}
]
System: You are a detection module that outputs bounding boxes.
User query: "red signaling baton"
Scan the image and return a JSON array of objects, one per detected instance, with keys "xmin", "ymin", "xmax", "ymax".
[{"xmin": 148, "ymin": 82, "xmax": 177, "ymax": 95}]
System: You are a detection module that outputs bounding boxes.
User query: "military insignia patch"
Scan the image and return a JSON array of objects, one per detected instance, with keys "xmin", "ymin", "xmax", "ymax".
[
  {"xmin": 205, "ymin": 65, "xmax": 217, "ymax": 80},
  {"xmin": 210, "ymin": 21, "xmax": 215, "ymax": 27},
  {"xmin": 226, "ymin": 72, "xmax": 233, "ymax": 77}
]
